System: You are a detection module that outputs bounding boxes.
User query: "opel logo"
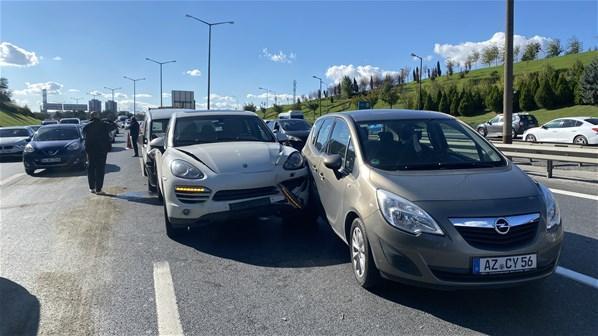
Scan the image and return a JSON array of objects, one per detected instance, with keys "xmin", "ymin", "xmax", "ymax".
[{"xmin": 494, "ymin": 218, "xmax": 510, "ymax": 235}]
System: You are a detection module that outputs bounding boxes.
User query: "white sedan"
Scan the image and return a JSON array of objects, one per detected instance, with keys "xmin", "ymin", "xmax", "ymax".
[
  {"xmin": 151, "ymin": 110, "xmax": 310, "ymax": 236},
  {"xmin": 523, "ymin": 117, "xmax": 598, "ymax": 145}
]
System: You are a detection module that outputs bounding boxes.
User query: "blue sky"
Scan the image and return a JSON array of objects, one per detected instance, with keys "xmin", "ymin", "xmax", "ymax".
[{"xmin": 1, "ymin": 0, "xmax": 596, "ymax": 112}]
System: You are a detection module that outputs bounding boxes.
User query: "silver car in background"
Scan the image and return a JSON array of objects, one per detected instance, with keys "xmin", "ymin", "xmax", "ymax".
[
  {"xmin": 0, "ymin": 126, "xmax": 34, "ymax": 159},
  {"xmin": 303, "ymin": 109, "xmax": 563, "ymax": 289}
]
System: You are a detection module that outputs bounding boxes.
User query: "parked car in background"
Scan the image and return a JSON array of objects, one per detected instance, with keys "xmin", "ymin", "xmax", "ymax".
[
  {"xmin": 124, "ymin": 119, "xmax": 131, "ymax": 129},
  {"xmin": 28, "ymin": 125, "xmax": 42, "ymax": 133},
  {"xmin": 278, "ymin": 110, "xmax": 305, "ymax": 119},
  {"xmin": 116, "ymin": 115, "xmax": 128, "ymax": 128},
  {"xmin": 151, "ymin": 110, "xmax": 309, "ymax": 237},
  {"xmin": 0, "ymin": 126, "xmax": 34, "ymax": 159},
  {"xmin": 23, "ymin": 124, "xmax": 86, "ymax": 175},
  {"xmin": 41, "ymin": 120, "xmax": 58, "ymax": 125},
  {"xmin": 102, "ymin": 119, "xmax": 118, "ymax": 146},
  {"xmin": 59, "ymin": 118, "xmax": 81, "ymax": 125},
  {"xmin": 523, "ymin": 117, "xmax": 598, "ymax": 145},
  {"xmin": 303, "ymin": 109, "xmax": 562, "ymax": 289},
  {"xmin": 267, "ymin": 118, "xmax": 312, "ymax": 150},
  {"xmin": 476, "ymin": 113, "xmax": 538, "ymax": 138}
]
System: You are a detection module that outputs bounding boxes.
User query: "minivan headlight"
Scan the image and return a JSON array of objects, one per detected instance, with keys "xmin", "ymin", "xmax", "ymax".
[
  {"xmin": 170, "ymin": 159, "xmax": 204, "ymax": 179},
  {"xmin": 538, "ymin": 183, "xmax": 561, "ymax": 230},
  {"xmin": 376, "ymin": 189, "xmax": 444, "ymax": 235}
]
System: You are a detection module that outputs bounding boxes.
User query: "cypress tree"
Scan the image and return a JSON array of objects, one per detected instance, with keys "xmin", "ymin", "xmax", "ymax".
[
  {"xmin": 438, "ymin": 91, "xmax": 450, "ymax": 114},
  {"xmin": 555, "ymin": 74, "xmax": 573, "ymax": 107},
  {"xmin": 535, "ymin": 75, "xmax": 557, "ymax": 109},
  {"xmin": 519, "ymin": 81, "xmax": 536, "ymax": 111}
]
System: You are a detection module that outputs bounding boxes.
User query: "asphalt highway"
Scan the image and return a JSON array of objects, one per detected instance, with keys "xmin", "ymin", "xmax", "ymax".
[{"xmin": 1, "ymin": 133, "xmax": 596, "ymax": 336}]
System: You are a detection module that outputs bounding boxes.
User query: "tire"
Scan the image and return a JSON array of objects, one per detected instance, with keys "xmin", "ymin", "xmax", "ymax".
[
  {"xmin": 148, "ymin": 175, "xmax": 157, "ymax": 193},
  {"xmin": 25, "ymin": 168, "xmax": 35, "ymax": 176},
  {"xmin": 156, "ymin": 177, "xmax": 164, "ymax": 203},
  {"xmin": 573, "ymin": 135, "xmax": 588, "ymax": 145},
  {"xmin": 350, "ymin": 218, "xmax": 380, "ymax": 288},
  {"xmin": 163, "ymin": 203, "xmax": 184, "ymax": 238},
  {"xmin": 512, "ymin": 129, "xmax": 517, "ymax": 139},
  {"xmin": 525, "ymin": 134, "xmax": 537, "ymax": 143},
  {"xmin": 477, "ymin": 127, "xmax": 487, "ymax": 137}
]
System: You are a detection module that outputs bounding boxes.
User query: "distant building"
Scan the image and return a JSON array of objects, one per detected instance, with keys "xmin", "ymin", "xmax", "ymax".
[
  {"xmin": 63, "ymin": 103, "xmax": 87, "ymax": 111},
  {"xmin": 88, "ymin": 99, "xmax": 102, "ymax": 112},
  {"xmin": 172, "ymin": 90, "xmax": 195, "ymax": 109},
  {"xmin": 105, "ymin": 100, "xmax": 117, "ymax": 113}
]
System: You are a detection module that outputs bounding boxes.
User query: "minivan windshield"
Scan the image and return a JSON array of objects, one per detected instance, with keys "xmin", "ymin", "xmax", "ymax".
[
  {"xmin": 173, "ymin": 115, "xmax": 275, "ymax": 146},
  {"xmin": 35, "ymin": 127, "xmax": 80, "ymax": 141},
  {"xmin": 357, "ymin": 119, "xmax": 505, "ymax": 170}
]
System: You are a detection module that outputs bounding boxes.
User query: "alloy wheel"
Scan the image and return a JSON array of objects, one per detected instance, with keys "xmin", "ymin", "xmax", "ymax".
[{"xmin": 351, "ymin": 227, "xmax": 366, "ymax": 278}]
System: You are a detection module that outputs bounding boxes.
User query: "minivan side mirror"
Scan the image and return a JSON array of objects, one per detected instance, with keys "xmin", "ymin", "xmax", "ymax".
[
  {"xmin": 149, "ymin": 136, "xmax": 165, "ymax": 152},
  {"xmin": 323, "ymin": 154, "xmax": 342, "ymax": 171}
]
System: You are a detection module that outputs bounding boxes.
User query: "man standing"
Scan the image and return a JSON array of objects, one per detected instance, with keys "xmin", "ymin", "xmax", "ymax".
[
  {"xmin": 129, "ymin": 116, "xmax": 140, "ymax": 157},
  {"xmin": 83, "ymin": 112, "xmax": 115, "ymax": 195}
]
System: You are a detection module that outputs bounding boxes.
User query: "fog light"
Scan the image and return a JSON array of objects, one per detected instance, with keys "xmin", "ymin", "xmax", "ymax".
[
  {"xmin": 175, "ymin": 186, "xmax": 208, "ymax": 193},
  {"xmin": 183, "ymin": 209, "xmax": 190, "ymax": 216}
]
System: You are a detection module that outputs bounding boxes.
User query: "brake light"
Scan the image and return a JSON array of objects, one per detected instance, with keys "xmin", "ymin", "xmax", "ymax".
[{"xmin": 592, "ymin": 127, "xmax": 598, "ymax": 133}]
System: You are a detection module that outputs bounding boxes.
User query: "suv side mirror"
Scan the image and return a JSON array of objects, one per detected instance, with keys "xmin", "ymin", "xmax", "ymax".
[
  {"xmin": 276, "ymin": 133, "xmax": 288, "ymax": 143},
  {"xmin": 541, "ymin": 125, "xmax": 548, "ymax": 130},
  {"xmin": 323, "ymin": 154, "xmax": 342, "ymax": 171},
  {"xmin": 149, "ymin": 136, "xmax": 165, "ymax": 152}
]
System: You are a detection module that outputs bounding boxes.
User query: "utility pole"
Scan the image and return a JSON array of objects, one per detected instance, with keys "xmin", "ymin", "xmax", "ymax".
[
  {"xmin": 258, "ymin": 87, "xmax": 270, "ymax": 108},
  {"xmin": 312, "ymin": 75, "xmax": 323, "ymax": 118},
  {"xmin": 145, "ymin": 58, "xmax": 176, "ymax": 107},
  {"xmin": 124, "ymin": 76, "xmax": 146, "ymax": 115},
  {"xmin": 186, "ymin": 14, "xmax": 234, "ymax": 110},
  {"xmin": 293, "ymin": 80, "xmax": 297, "ymax": 104},
  {"xmin": 503, "ymin": 0, "xmax": 514, "ymax": 144},
  {"xmin": 411, "ymin": 53, "xmax": 423, "ymax": 110}
]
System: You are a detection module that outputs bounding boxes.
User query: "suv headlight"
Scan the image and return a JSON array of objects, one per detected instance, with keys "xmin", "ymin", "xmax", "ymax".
[
  {"xmin": 66, "ymin": 142, "xmax": 80, "ymax": 151},
  {"xmin": 376, "ymin": 189, "xmax": 444, "ymax": 235},
  {"xmin": 283, "ymin": 152, "xmax": 304, "ymax": 170},
  {"xmin": 24, "ymin": 144, "xmax": 35, "ymax": 153},
  {"xmin": 170, "ymin": 159, "xmax": 204, "ymax": 179},
  {"xmin": 538, "ymin": 183, "xmax": 561, "ymax": 230}
]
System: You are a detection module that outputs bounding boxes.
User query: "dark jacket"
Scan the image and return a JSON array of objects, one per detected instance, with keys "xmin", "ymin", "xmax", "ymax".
[
  {"xmin": 83, "ymin": 119, "xmax": 115, "ymax": 154},
  {"xmin": 130, "ymin": 119, "xmax": 140, "ymax": 138}
]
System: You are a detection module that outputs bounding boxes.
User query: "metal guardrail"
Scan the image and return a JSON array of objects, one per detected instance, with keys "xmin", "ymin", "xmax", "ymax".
[{"xmin": 492, "ymin": 142, "xmax": 598, "ymax": 178}]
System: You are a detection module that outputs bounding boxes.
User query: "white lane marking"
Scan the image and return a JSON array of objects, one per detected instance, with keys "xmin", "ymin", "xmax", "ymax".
[
  {"xmin": 0, "ymin": 172, "xmax": 26, "ymax": 186},
  {"xmin": 153, "ymin": 261, "xmax": 184, "ymax": 336},
  {"xmin": 556, "ymin": 266, "xmax": 598, "ymax": 289},
  {"xmin": 549, "ymin": 188, "xmax": 598, "ymax": 201}
]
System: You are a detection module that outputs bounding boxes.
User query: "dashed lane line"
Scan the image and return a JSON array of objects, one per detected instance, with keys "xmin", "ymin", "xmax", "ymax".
[
  {"xmin": 153, "ymin": 261, "xmax": 184, "ymax": 336},
  {"xmin": 556, "ymin": 266, "xmax": 598, "ymax": 289}
]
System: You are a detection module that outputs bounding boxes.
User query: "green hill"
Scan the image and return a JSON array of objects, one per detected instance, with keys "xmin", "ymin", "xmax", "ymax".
[
  {"xmin": 264, "ymin": 50, "xmax": 598, "ymax": 122},
  {"xmin": 0, "ymin": 110, "xmax": 41, "ymax": 127}
]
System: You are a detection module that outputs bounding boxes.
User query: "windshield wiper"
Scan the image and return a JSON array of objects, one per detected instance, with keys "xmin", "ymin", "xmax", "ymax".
[{"xmin": 397, "ymin": 161, "xmax": 501, "ymax": 170}]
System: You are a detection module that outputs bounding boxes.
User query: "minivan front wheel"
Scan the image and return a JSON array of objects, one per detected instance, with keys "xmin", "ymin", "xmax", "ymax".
[{"xmin": 350, "ymin": 218, "xmax": 380, "ymax": 288}]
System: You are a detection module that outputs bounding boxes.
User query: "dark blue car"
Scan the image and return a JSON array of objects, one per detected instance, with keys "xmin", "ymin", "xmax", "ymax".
[{"xmin": 23, "ymin": 124, "xmax": 87, "ymax": 175}]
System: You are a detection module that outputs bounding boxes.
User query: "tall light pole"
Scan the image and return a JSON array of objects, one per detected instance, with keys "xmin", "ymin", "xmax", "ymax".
[
  {"xmin": 411, "ymin": 53, "xmax": 423, "ymax": 110},
  {"xmin": 312, "ymin": 75, "xmax": 323, "ymax": 118},
  {"xmin": 123, "ymin": 76, "xmax": 146, "ymax": 114},
  {"xmin": 104, "ymin": 86, "xmax": 121, "ymax": 103},
  {"xmin": 71, "ymin": 97, "xmax": 82, "ymax": 104},
  {"xmin": 258, "ymin": 87, "xmax": 270, "ymax": 108},
  {"xmin": 186, "ymin": 14, "xmax": 234, "ymax": 110},
  {"xmin": 145, "ymin": 58, "xmax": 176, "ymax": 107},
  {"xmin": 503, "ymin": 0, "xmax": 514, "ymax": 144}
]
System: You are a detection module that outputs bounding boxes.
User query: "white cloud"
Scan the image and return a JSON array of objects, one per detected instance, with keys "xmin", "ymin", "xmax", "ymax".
[
  {"xmin": 116, "ymin": 99, "xmax": 156, "ymax": 113},
  {"xmin": 14, "ymin": 81, "xmax": 63, "ymax": 96},
  {"xmin": 68, "ymin": 89, "xmax": 80, "ymax": 93},
  {"xmin": 162, "ymin": 92, "xmax": 171, "ymax": 98},
  {"xmin": 325, "ymin": 64, "xmax": 400, "ymax": 84},
  {"xmin": 135, "ymin": 93, "xmax": 152, "ymax": 98},
  {"xmin": 52, "ymin": 56, "xmax": 62, "ymax": 61},
  {"xmin": 0, "ymin": 42, "xmax": 40, "ymax": 67},
  {"xmin": 198, "ymin": 93, "xmax": 239, "ymax": 110},
  {"xmin": 261, "ymin": 48, "xmax": 296, "ymax": 64},
  {"xmin": 186, "ymin": 69, "xmax": 202, "ymax": 77},
  {"xmin": 246, "ymin": 92, "xmax": 294, "ymax": 104},
  {"xmin": 434, "ymin": 32, "xmax": 552, "ymax": 66}
]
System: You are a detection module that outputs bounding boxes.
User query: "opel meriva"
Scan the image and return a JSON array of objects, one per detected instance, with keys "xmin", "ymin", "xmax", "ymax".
[{"xmin": 302, "ymin": 109, "xmax": 563, "ymax": 288}]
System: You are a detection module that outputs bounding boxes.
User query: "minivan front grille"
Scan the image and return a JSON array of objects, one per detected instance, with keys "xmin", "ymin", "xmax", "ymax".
[
  {"xmin": 213, "ymin": 186, "xmax": 278, "ymax": 201},
  {"xmin": 456, "ymin": 221, "xmax": 539, "ymax": 250}
]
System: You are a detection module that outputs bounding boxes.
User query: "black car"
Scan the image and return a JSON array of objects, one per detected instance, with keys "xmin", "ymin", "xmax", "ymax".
[
  {"xmin": 267, "ymin": 119, "xmax": 312, "ymax": 149},
  {"xmin": 23, "ymin": 124, "xmax": 87, "ymax": 175}
]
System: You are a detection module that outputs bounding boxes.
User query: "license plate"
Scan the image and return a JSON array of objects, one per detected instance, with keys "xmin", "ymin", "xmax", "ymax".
[
  {"xmin": 229, "ymin": 197, "xmax": 270, "ymax": 211},
  {"xmin": 41, "ymin": 158, "xmax": 61, "ymax": 163},
  {"xmin": 473, "ymin": 254, "xmax": 537, "ymax": 274}
]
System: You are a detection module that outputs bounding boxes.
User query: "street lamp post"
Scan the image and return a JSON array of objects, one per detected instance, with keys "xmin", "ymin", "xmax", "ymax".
[
  {"xmin": 312, "ymin": 75, "xmax": 323, "ymax": 118},
  {"xmin": 186, "ymin": 14, "xmax": 234, "ymax": 110},
  {"xmin": 503, "ymin": 0, "xmax": 514, "ymax": 144},
  {"xmin": 104, "ymin": 86, "xmax": 121, "ymax": 104},
  {"xmin": 258, "ymin": 87, "xmax": 270, "ymax": 108},
  {"xmin": 410, "ymin": 53, "xmax": 423, "ymax": 110},
  {"xmin": 123, "ymin": 76, "xmax": 146, "ymax": 115},
  {"xmin": 145, "ymin": 58, "xmax": 176, "ymax": 107}
]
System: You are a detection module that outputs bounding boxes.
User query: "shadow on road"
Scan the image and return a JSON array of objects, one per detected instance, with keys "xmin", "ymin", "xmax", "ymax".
[
  {"xmin": 559, "ymin": 231, "xmax": 598, "ymax": 278},
  {"xmin": 0, "ymin": 277, "xmax": 40, "ymax": 336},
  {"xmin": 0, "ymin": 156, "xmax": 22, "ymax": 163},
  {"xmin": 110, "ymin": 146, "xmax": 126, "ymax": 153},
  {"xmin": 102, "ymin": 190, "xmax": 162, "ymax": 206},
  {"xmin": 35, "ymin": 163, "xmax": 121, "ymax": 178},
  {"xmin": 175, "ymin": 217, "xmax": 349, "ymax": 268}
]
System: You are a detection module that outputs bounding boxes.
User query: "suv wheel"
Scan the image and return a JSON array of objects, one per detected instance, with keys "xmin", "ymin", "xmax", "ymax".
[{"xmin": 350, "ymin": 218, "xmax": 380, "ymax": 288}]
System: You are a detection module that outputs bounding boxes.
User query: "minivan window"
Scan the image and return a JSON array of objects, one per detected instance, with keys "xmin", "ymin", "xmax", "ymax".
[
  {"xmin": 357, "ymin": 119, "xmax": 505, "ymax": 170},
  {"xmin": 310, "ymin": 119, "xmax": 324, "ymax": 145},
  {"xmin": 326, "ymin": 119, "xmax": 350, "ymax": 162},
  {"xmin": 150, "ymin": 119, "xmax": 169, "ymax": 139},
  {"xmin": 314, "ymin": 118, "xmax": 334, "ymax": 152}
]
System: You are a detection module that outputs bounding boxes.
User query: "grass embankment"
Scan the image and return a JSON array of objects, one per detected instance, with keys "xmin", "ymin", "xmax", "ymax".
[{"xmin": 0, "ymin": 110, "xmax": 41, "ymax": 127}]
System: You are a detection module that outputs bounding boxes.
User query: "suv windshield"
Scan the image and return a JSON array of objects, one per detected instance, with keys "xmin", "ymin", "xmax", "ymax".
[
  {"xmin": 35, "ymin": 127, "xmax": 80, "ymax": 141},
  {"xmin": 279, "ymin": 119, "xmax": 311, "ymax": 131},
  {"xmin": 173, "ymin": 115, "xmax": 275, "ymax": 146},
  {"xmin": 357, "ymin": 119, "xmax": 505, "ymax": 170},
  {"xmin": 0, "ymin": 128, "xmax": 30, "ymax": 137}
]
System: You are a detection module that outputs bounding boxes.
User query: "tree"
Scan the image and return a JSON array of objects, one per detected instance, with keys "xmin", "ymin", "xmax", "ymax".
[
  {"xmin": 370, "ymin": 76, "xmax": 374, "ymax": 91},
  {"xmin": 352, "ymin": 78, "xmax": 359, "ymax": 95},
  {"xmin": 566, "ymin": 36, "xmax": 582, "ymax": 55},
  {"xmin": 0, "ymin": 77, "xmax": 12, "ymax": 102},
  {"xmin": 341, "ymin": 76, "xmax": 353, "ymax": 98},
  {"xmin": 272, "ymin": 104, "xmax": 283, "ymax": 115},
  {"xmin": 423, "ymin": 90, "xmax": 436, "ymax": 111},
  {"xmin": 446, "ymin": 60, "xmax": 454, "ymax": 76},
  {"xmin": 555, "ymin": 74, "xmax": 574, "ymax": 107},
  {"xmin": 366, "ymin": 91, "xmax": 378, "ymax": 109},
  {"xmin": 438, "ymin": 91, "xmax": 450, "ymax": 114},
  {"xmin": 546, "ymin": 39, "xmax": 563, "ymax": 58},
  {"xmin": 291, "ymin": 99, "xmax": 302, "ymax": 110},
  {"xmin": 519, "ymin": 80, "xmax": 536, "ymax": 111},
  {"xmin": 242, "ymin": 103, "xmax": 257, "ymax": 112},
  {"xmin": 458, "ymin": 91, "xmax": 474, "ymax": 116},
  {"xmin": 485, "ymin": 86, "xmax": 503, "ymax": 113},
  {"xmin": 359, "ymin": 77, "xmax": 369, "ymax": 93},
  {"xmin": 481, "ymin": 46, "xmax": 499, "ymax": 67},
  {"xmin": 534, "ymin": 75, "xmax": 557, "ymax": 109},
  {"xmin": 470, "ymin": 51, "xmax": 480, "ymax": 67},
  {"xmin": 259, "ymin": 106, "xmax": 266, "ymax": 117},
  {"xmin": 514, "ymin": 45, "xmax": 521, "ymax": 61},
  {"xmin": 579, "ymin": 57, "xmax": 598, "ymax": 104},
  {"xmin": 379, "ymin": 80, "xmax": 399, "ymax": 108},
  {"xmin": 306, "ymin": 101, "xmax": 319, "ymax": 118},
  {"xmin": 521, "ymin": 42, "xmax": 541, "ymax": 61},
  {"xmin": 436, "ymin": 61, "xmax": 442, "ymax": 77}
]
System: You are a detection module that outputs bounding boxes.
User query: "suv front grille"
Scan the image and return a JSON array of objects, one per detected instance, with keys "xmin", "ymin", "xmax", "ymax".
[
  {"xmin": 175, "ymin": 187, "xmax": 211, "ymax": 204},
  {"xmin": 213, "ymin": 186, "xmax": 278, "ymax": 202},
  {"xmin": 456, "ymin": 220, "xmax": 539, "ymax": 250}
]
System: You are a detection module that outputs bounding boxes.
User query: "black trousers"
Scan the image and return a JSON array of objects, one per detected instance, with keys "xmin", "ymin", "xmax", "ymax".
[
  {"xmin": 87, "ymin": 151, "xmax": 107, "ymax": 191},
  {"xmin": 131, "ymin": 134, "xmax": 139, "ymax": 155}
]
